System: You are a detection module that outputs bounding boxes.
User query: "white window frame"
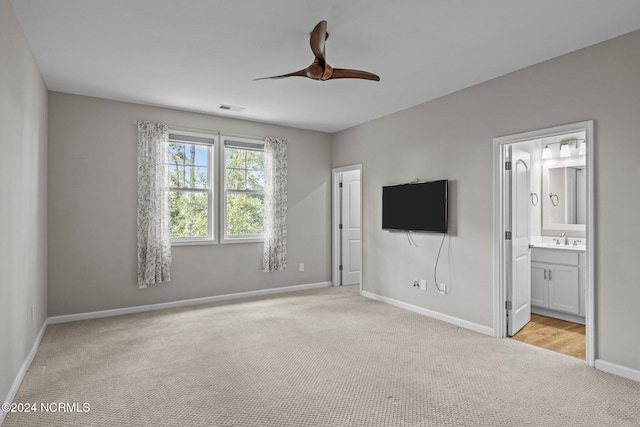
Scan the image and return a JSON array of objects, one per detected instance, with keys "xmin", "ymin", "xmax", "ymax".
[
  {"xmin": 220, "ymin": 135, "xmax": 265, "ymax": 244},
  {"xmin": 167, "ymin": 131, "xmax": 218, "ymax": 246}
]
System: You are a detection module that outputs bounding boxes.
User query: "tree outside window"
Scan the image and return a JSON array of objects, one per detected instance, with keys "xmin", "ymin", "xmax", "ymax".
[
  {"xmin": 167, "ymin": 139, "xmax": 211, "ymax": 240},
  {"xmin": 165, "ymin": 132, "xmax": 265, "ymax": 244},
  {"xmin": 224, "ymin": 144, "xmax": 264, "ymax": 238}
]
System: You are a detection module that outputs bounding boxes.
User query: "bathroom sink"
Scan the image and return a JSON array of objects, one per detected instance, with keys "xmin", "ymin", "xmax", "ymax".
[{"xmin": 531, "ymin": 243, "xmax": 585, "ymax": 251}]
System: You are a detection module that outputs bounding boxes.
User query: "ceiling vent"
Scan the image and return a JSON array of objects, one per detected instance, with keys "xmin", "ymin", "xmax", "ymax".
[{"xmin": 217, "ymin": 104, "xmax": 245, "ymax": 112}]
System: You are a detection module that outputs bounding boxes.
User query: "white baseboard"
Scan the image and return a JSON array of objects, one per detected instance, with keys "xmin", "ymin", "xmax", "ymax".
[
  {"xmin": 361, "ymin": 292, "xmax": 640, "ymax": 383},
  {"xmin": 361, "ymin": 290, "xmax": 495, "ymax": 336},
  {"xmin": 2, "ymin": 280, "xmax": 331, "ymax": 423},
  {"xmin": 595, "ymin": 359, "xmax": 640, "ymax": 382},
  {"xmin": 532, "ymin": 306, "xmax": 585, "ymax": 325},
  {"xmin": 1, "ymin": 321, "xmax": 48, "ymax": 425},
  {"xmin": 48, "ymin": 281, "xmax": 332, "ymax": 324},
  {"xmin": 5, "ymin": 282, "xmax": 635, "ymax": 423}
]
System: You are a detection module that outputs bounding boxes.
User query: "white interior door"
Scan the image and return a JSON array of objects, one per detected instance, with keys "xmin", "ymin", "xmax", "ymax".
[
  {"xmin": 508, "ymin": 147, "xmax": 532, "ymax": 336},
  {"xmin": 341, "ymin": 170, "xmax": 361, "ymax": 285}
]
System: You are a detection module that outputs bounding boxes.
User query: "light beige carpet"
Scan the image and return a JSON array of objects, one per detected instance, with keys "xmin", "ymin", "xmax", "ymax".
[{"xmin": 3, "ymin": 285, "xmax": 639, "ymax": 426}]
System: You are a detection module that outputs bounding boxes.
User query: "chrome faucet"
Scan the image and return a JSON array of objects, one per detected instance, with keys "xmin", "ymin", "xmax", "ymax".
[{"xmin": 561, "ymin": 233, "xmax": 569, "ymax": 246}]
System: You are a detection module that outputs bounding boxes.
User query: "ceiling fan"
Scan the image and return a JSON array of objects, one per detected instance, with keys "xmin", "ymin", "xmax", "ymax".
[{"xmin": 255, "ymin": 20, "xmax": 380, "ymax": 82}]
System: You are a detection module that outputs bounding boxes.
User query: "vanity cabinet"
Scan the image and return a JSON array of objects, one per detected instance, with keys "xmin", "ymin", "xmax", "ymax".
[
  {"xmin": 531, "ymin": 261, "xmax": 579, "ymax": 314},
  {"xmin": 531, "ymin": 248, "xmax": 583, "ymax": 317}
]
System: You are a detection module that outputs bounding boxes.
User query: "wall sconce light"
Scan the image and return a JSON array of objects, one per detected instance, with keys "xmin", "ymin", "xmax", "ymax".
[{"xmin": 542, "ymin": 138, "xmax": 585, "ymax": 159}]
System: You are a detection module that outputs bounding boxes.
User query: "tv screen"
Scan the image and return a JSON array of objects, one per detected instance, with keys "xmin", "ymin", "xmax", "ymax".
[{"xmin": 382, "ymin": 180, "xmax": 448, "ymax": 233}]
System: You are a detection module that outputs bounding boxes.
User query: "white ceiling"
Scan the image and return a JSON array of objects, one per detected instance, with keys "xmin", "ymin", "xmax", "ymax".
[{"xmin": 11, "ymin": 0, "xmax": 640, "ymax": 133}]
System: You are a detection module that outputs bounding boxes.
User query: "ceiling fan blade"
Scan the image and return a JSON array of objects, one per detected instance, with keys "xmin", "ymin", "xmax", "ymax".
[
  {"xmin": 328, "ymin": 68, "xmax": 380, "ymax": 81},
  {"xmin": 310, "ymin": 20, "xmax": 328, "ymax": 63},
  {"xmin": 255, "ymin": 21, "xmax": 380, "ymax": 83},
  {"xmin": 253, "ymin": 68, "xmax": 308, "ymax": 80}
]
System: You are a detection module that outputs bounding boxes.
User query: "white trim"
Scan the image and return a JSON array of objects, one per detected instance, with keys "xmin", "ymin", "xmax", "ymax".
[
  {"xmin": 2, "ymin": 282, "xmax": 634, "ymax": 424},
  {"xmin": 493, "ymin": 140, "xmax": 508, "ymax": 340},
  {"xmin": 541, "ymin": 157, "xmax": 587, "ymax": 232},
  {"xmin": 0, "ymin": 321, "xmax": 48, "ymax": 425},
  {"xmin": 361, "ymin": 290, "xmax": 495, "ymax": 336},
  {"xmin": 168, "ymin": 132, "xmax": 216, "ymax": 145},
  {"xmin": 585, "ymin": 122, "xmax": 595, "ymax": 367},
  {"xmin": 595, "ymin": 359, "xmax": 640, "ymax": 382},
  {"xmin": 168, "ymin": 129, "xmax": 219, "ymax": 244},
  {"xmin": 1, "ymin": 281, "xmax": 328, "ymax": 423},
  {"xmin": 219, "ymin": 237, "xmax": 264, "ymax": 244},
  {"xmin": 220, "ymin": 135, "xmax": 266, "ymax": 244},
  {"xmin": 48, "ymin": 281, "xmax": 331, "ymax": 324},
  {"xmin": 531, "ymin": 306, "xmax": 585, "ymax": 325},
  {"xmin": 493, "ymin": 121, "xmax": 595, "ymax": 367},
  {"xmin": 219, "ymin": 131, "xmax": 269, "ymax": 142},
  {"xmin": 171, "ymin": 239, "xmax": 219, "ymax": 247},
  {"xmin": 331, "ymin": 164, "xmax": 363, "ymax": 293}
]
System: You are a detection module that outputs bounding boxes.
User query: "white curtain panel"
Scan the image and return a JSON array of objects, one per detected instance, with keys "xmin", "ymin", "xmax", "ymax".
[
  {"xmin": 263, "ymin": 137, "xmax": 288, "ymax": 272},
  {"xmin": 137, "ymin": 121, "xmax": 172, "ymax": 288}
]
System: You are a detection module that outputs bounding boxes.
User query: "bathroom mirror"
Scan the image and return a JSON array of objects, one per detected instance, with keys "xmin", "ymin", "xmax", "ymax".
[{"xmin": 542, "ymin": 159, "xmax": 586, "ymax": 231}]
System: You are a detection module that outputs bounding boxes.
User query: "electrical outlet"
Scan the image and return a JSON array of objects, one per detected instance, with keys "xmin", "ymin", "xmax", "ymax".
[
  {"xmin": 440, "ymin": 283, "xmax": 447, "ymax": 294},
  {"xmin": 419, "ymin": 279, "xmax": 427, "ymax": 291},
  {"xmin": 299, "ymin": 263, "xmax": 304, "ymax": 272}
]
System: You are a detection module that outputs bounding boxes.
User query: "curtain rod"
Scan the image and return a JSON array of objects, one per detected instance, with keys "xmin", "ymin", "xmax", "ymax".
[
  {"xmin": 134, "ymin": 121, "xmax": 281, "ymax": 141},
  {"xmin": 135, "ymin": 121, "xmax": 219, "ymax": 136}
]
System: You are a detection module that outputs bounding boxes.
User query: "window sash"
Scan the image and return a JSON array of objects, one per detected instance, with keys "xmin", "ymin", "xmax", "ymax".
[
  {"xmin": 224, "ymin": 140, "xmax": 263, "ymax": 151},
  {"xmin": 167, "ymin": 141, "xmax": 211, "ymax": 190},
  {"xmin": 167, "ymin": 131, "xmax": 217, "ymax": 244},
  {"xmin": 164, "ymin": 132, "xmax": 268, "ymax": 245},
  {"xmin": 222, "ymin": 138, "xmax": 265, "ymax": 242},
  {"xmin": 226, "ymin": 189, "xmax": 262, "ymax": 195},
  {"xmin": 169, "ymin": 189, "xmax": 212, "ymax": 241},
  {"xmin": 168, "ymin": 187, "xmax": 209, "ymax": 193}
]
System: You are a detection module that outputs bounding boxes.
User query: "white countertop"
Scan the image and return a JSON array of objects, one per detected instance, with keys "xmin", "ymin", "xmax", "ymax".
[{"xmin": 530, "ymin": 236, "xmax": 586, "ymax": 252}]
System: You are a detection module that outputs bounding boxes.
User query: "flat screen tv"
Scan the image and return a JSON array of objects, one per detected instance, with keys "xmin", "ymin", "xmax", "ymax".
[{"xmin": 382, "ymin": 180, "xmax": 448, "ymax": 233}]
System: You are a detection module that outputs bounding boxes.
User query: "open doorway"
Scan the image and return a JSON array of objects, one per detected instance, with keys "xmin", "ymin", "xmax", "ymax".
[
  {"xmin": 493, "ymin": 121, "xmax": 594, "ymax": 366},
  {"xmin": 332, "ymin": 165, "xmax": 362, "ymax": 291}
]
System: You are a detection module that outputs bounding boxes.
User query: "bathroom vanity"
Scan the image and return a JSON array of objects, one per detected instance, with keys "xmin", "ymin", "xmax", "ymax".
[
  {"xmin": 530, "ymin": 243, "xmax": 586, "ymax": 324},
  {"xmin": 534, "ymin": 153, "xmax": 587, "ymax": 324}
]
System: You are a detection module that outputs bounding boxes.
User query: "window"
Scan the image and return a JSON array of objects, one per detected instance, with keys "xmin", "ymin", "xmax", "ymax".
[
  {"xmin": 222, "ymin": 137, "xmax": 265, "ymax": 242},
  {"xmin": 167, "ymin": 132, "xmax": 217, "ymax": 244},
  {"xmin": 165, "ymin": 132, "xmax": 265, "ymax": 245}
]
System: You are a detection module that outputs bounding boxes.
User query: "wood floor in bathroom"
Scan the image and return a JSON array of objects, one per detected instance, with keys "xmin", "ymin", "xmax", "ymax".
[{"xmin": 512, "ymin": 314, "xmax": 585, "ymax": 359}]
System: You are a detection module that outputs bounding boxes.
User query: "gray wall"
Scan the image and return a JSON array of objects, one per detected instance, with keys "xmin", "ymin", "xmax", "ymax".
[
  {"xmin": 332, "ymin": 30, "xmax": 640, "ymax": 371},
  {"xmin": 4, "ymin": 0, "xmax": 638, "ymax": 398},
  {"xmin": 48, "ymin": 93, "xmax": 332, "ymax": 316},
  {"xmin": 0, "ymin": 0, "xmax": 48, "ymax": 405}
]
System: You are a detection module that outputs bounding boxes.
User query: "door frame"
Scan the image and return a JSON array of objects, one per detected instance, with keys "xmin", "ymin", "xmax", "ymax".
[
  {"xmin": 507, "ymin": 146, "xmax": 532, "ymax": 336},
  {"xmin": 493, "ymin": 121, "xmax": 594, "ymax": 367},
  {"xmin": 332, "ymin": 164, "xmax": 363, "ymax": 292}
]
